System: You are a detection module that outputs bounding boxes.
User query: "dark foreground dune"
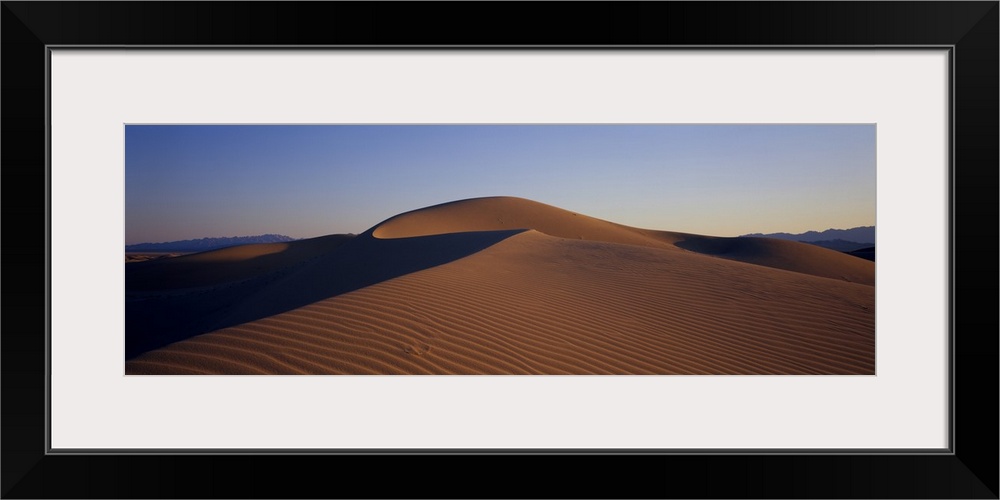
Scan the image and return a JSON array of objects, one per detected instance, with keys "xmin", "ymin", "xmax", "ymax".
[{"xmin": 125, "ymin": 197, "xmax": 875, "ymax": 375}]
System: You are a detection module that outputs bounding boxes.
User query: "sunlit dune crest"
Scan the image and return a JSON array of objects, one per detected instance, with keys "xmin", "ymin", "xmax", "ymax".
[
  {"xmin": 372, "ymin": 196, "xmax": 681, "ymax": 245},
  {"xmin": 125, "ymin": 196, "xmax": 875, "ymax": 375}
]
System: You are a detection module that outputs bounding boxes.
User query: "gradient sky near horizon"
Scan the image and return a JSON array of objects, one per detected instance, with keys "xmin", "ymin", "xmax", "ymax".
[{"xmin": 125, "ymin": 124, "xmax": 875, "ymax": 245}]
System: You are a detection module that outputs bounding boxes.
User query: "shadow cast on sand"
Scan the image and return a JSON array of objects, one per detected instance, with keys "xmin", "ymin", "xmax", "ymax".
[
  {"xmin": 125, "ymin": 229, "xmax": 526, "ymax": 359},
  {"xmin": 125, "ymin": 234, "xmax": 355, "ymax": 291}
]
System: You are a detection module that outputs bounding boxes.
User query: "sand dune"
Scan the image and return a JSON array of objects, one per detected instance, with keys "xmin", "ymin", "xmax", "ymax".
[
  {"xmin": 126, "ymin": 234, "xmax": 354, "ymax": 291},
  {"xmin": 673, "ymin": 233, "xmax": 875, "ymax": 286},
  {"xmin": 125, "ymin": 197, "xmax": 875, "ymax": 375},
  {"xmin": 374, "ymin": 197, "xmax": 875, "ymax": 284}
]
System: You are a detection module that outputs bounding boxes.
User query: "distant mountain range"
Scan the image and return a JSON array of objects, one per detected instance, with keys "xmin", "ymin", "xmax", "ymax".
[
  {"xmin": 742, "ymin": 226, "xmax": 875, "ymax": 243},
  {"xmin": 128, "ymin": 226, "xmax": 876, "ymax": 255},
  {"xmin": 741, "ymin": 226, "xmax": 875, "ymax": 253},
  {"xmin": 125, "ymin": 234, "xmax": 296, "ymax": 253}
]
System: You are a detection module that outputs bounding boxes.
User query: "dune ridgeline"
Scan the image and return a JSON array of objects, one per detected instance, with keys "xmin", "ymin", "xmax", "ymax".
[{"xmin": 125, "ymin": 197, "xmax": 875, "ymax": 375}]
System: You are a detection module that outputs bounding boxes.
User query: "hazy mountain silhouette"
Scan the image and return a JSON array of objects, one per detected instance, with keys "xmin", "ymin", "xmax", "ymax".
[
  {"xmin": 741, "ymin": 226, "xmax": 875, "ymax": 243},
  {"xmin": 126, "ymin": 234, "xmax": 296, "ymax": 253},
  {"xmin": 741, "ymin": 226, "xmax": 875, "ymax": 254}
]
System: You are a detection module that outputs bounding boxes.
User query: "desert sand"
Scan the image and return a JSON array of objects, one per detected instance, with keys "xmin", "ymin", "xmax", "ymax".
[{"xmin": 125, "ymin": 197, "xmax": 875, "ymax": 375}]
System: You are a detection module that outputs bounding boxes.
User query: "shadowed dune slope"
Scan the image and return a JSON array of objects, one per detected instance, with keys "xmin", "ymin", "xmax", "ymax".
[
  {"xmin": 125, "ymin": 230, "xmax": 524, "ymax": 359},
  {"xmin": 126, "ymin": 230, "xmax": 875, "ymax": 375},
  {"xmin": 126, "ymin": 234, "xmax": 354, "ymax": 291}
]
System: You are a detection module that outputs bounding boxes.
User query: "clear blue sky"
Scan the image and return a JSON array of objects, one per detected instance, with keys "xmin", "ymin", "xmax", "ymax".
[{"xmin": 125, "ymin": 124, "xmax": 875, "ymax": 244}]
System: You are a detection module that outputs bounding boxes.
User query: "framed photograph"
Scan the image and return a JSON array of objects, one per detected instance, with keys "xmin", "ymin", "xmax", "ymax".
[{"xmin": 3, "ymin": 2, "xmax": 996, "ymax": 498}]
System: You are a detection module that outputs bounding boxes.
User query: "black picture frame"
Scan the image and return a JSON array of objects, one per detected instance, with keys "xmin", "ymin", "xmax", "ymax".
[{"xmin": 2, "ymin": 2, "xmax": 996, "ymax": 498}]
